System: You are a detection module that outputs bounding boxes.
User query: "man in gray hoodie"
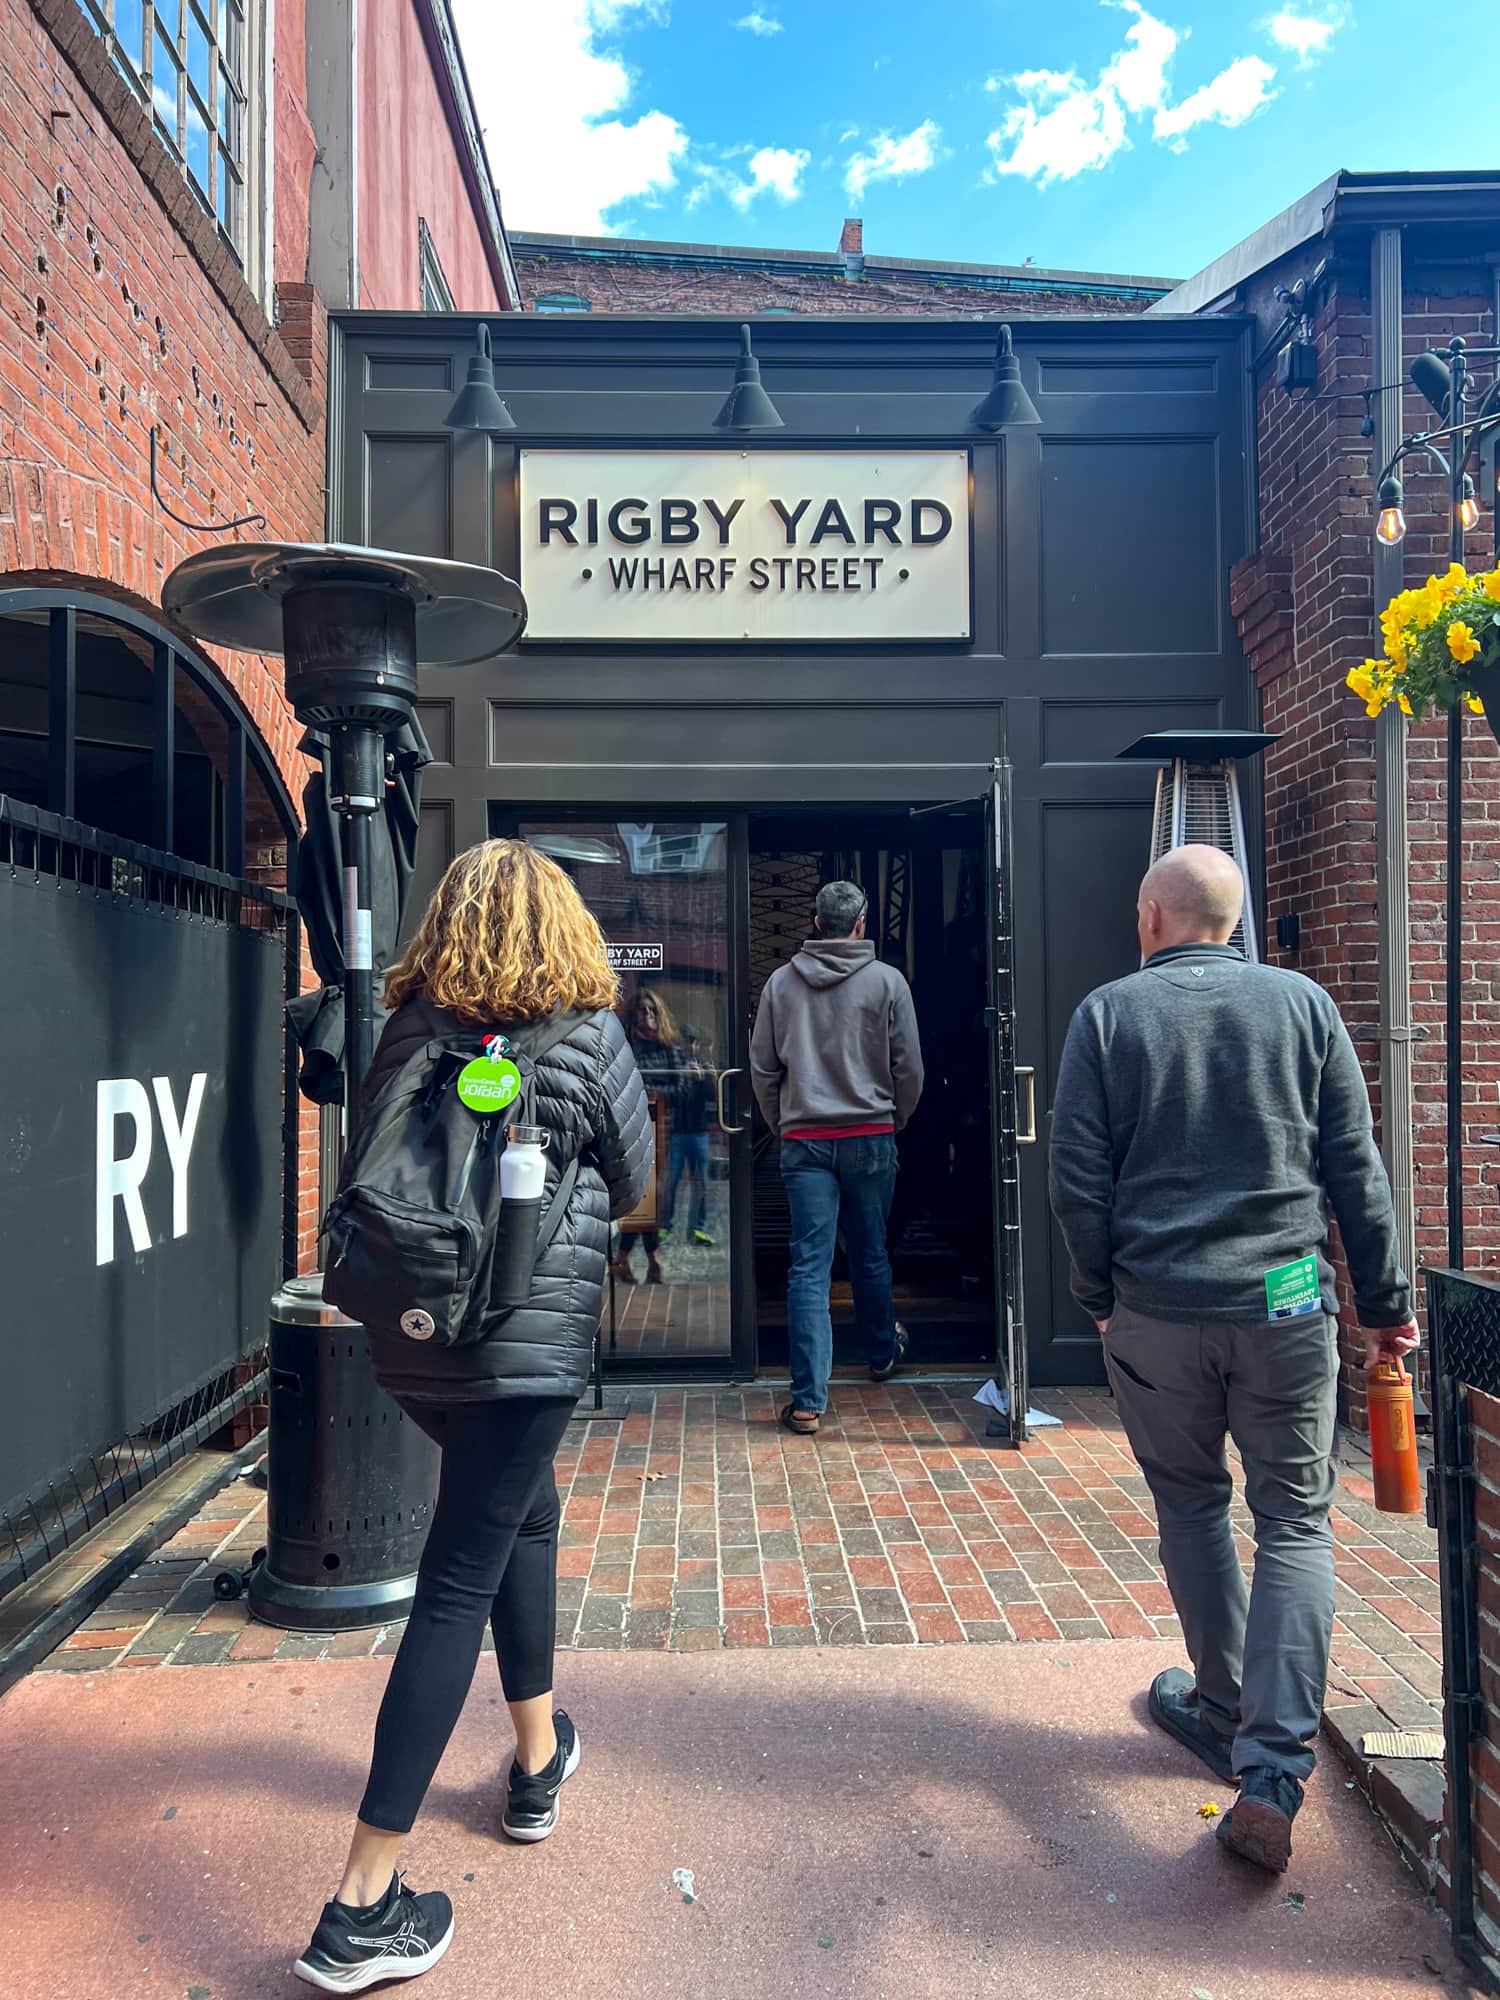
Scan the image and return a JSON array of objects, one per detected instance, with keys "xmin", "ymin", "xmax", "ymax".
[
  {"xmin": 751, "ymin": 880, "xmax": 924, "ymax": 1436},
  {"xmin": 1049, "ymin": 844, "xmax": 1418, "ymax": 1875}
]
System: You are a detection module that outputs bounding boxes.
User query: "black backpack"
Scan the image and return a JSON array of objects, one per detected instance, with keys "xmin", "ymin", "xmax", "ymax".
[{"xmin": 322, "ymin": 1014, "xmax": 581, "ymax": 1348}]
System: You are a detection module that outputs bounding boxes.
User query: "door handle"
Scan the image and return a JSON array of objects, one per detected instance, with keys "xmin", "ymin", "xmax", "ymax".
[
  {"xmin": 715, "ymin": 1066, "xmax": 750, "ymax": 1136},
  {"xmin": 1016, "ymin": 1066, "xmax": 1038, "ymax": 1145}
]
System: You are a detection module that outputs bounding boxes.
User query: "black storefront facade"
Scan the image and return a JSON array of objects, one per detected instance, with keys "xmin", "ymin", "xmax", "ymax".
[{"xmin": 330, "ymin": 311, "xmax": 1256, "ymax": 1394}]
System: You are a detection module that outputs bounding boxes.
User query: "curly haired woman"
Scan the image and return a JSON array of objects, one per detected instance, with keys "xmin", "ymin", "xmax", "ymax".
[{"xmin": 294, "ymin": 840, "xmax": 651, "ymax": 1993}]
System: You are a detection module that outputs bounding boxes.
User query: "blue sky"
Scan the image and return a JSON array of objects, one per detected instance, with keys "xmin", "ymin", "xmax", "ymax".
[{"xmin": 453, "ymin": 1, "xmax": 1486, "ymax": 284}]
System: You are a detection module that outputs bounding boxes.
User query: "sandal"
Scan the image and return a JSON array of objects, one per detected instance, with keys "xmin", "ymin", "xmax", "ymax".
[{"xmin": 780, "ymin": 1403, "xmax": 820, "ymax": 1436}]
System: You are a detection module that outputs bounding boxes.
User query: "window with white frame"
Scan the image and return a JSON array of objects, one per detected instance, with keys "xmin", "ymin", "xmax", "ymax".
[
  {"xmin": 418, "ymin": 219, "xmax": 455, "ymax": 313},
  {"xmin": 80, "ymin": 0, "xmax": 255, "ymax": 271}
]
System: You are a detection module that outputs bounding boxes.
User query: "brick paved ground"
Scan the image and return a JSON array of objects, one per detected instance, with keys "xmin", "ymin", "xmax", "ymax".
[{"xmin": 36, "ymin": 1384, "xmax": 1441, "ymax": 1737}]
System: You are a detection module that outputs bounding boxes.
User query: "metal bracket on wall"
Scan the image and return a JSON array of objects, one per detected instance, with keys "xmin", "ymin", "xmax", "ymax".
[{"xmin": 149, "ymin": 428, "xmax": 267, "ymax": 537}]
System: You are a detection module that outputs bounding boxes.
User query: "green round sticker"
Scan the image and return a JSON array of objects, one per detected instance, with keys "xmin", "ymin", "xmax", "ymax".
[{"xmin": 456, "ymin": 1056, "xmax": 521, "ymax": 1114}]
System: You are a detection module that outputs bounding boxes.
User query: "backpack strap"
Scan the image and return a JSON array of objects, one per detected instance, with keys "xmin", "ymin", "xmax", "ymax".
[{"xmin": 536, "ymin": 1156, "xmax": 580, "ymax": 1259}]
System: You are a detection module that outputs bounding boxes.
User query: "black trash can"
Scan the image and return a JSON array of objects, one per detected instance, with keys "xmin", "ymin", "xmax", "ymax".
[{"xmin": 248, "ymin": 1274, "xmax": 439, "ymax": 1631}]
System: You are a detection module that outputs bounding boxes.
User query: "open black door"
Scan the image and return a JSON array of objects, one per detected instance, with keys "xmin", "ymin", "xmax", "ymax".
[{"xmin": 984, "ymin": 758, "xmax": 1031, "ymax": 1445}]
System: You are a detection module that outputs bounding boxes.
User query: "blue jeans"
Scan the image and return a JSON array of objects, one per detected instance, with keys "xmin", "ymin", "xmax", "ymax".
[
  {"xmin": 665, "ymin": 1131, "xmax": 709, "ymax": 1235},
  {"xmin": 781, "ymin": 1134, "xmax": 898, "ymax": 1414}
]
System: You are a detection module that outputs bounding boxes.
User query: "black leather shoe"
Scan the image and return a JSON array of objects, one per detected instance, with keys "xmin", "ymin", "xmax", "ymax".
[
  {"xmin": 1216, "ymin": 1766, "xmax": 1303, "ymax": 1873},
  {"xmin": 1148, "ymin": 1667, "xmax": 1236, "ymax": 1785}
]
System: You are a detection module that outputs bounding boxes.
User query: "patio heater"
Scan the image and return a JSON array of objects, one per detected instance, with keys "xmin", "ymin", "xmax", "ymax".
[
  {"xmin": 1115, "ymin": 730, "xmax": 1278, "ymax": 961},
  {"xmin": 163, "ymin": 542, "xmax": 526, "ymax": 1628}
]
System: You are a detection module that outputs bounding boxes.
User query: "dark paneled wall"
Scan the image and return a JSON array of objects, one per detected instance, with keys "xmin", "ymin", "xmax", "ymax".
[{"xmin": 332, "ymin": 312, "xmax": 1254, "ymax": 1382}]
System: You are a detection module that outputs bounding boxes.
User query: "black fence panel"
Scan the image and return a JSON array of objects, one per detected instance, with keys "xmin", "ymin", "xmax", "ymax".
[
  {"xmin": 1428, "ymin": 1266, "xmax": 1500, "ymax": 1993},
  {"xmin": 0, "ymin": 802, "xmax": 296, "ymax": 1599}
]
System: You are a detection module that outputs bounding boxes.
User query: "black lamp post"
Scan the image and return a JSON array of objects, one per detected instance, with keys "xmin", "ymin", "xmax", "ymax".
[{"xmin": 1370, "ymin": 337, "xmax": 1500, "ymax": 1268}]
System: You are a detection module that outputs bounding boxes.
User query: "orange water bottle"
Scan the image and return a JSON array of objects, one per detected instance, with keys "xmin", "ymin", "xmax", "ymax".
[{"xmin": 1367, "ymin": 1359, "xmax": 1423, "ymax": 1514}]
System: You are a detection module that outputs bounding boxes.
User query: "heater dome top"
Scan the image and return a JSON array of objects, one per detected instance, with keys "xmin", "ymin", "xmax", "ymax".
[
  {"xmin": 163, "ymin": 542, "xmax": 527, "ymax": 667},
  {"xmin": 1115, "ymin": 729, "xmax": 1279, "ymax": 764}
]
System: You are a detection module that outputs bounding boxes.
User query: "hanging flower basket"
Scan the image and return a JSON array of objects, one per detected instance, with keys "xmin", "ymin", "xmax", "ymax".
[{"xmin": 1350, "ymin": 562, "xmax": 1500, "ymax": 748}]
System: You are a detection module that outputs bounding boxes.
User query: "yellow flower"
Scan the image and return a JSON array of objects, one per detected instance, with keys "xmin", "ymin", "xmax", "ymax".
[
  {"xmin": 1448, "ymin": 621, "xmax": 1481, "ymax": 666},
  {"xmin": 1411, "ymin": 586, "xmax": 1442, "ymax": 630},
  {"xmin": 1470, "ymin": 696, "xmax": 1487, "ymax": 716},
  {"xmin": 1366, "ymin": 700, "xmax": 1384, "ymax": 718},
  {"xmin": 1398, "ymin": 693, "xmax": 1414, "ymax": 717},
  {"xmin": 1435, "ymin": 562, "xmax": 1469, "ymax": 603},
  {"xmin": 1347, "ymin": 665, "xmax": 1377, "ymax": 700},
  {"xmin": 1482, "ymin": 568, "xmax": 1500, "ymax": 603}
]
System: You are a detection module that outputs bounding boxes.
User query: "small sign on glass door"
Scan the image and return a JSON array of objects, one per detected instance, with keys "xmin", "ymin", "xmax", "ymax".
[{"xmin": 608, "ymin": 943, "xmax": 664, "ymax": 972}]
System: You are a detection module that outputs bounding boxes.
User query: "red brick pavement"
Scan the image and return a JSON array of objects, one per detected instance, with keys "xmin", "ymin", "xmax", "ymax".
[{"xmin": 35, "ymin": 1384, "xmax": 1441, "ymax": 1746}]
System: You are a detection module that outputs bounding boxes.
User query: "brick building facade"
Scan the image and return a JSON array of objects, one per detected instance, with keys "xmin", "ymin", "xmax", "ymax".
[
  {"xmin": 1159, "ymin": 178, "xmax": 1500, "ymax": 1422},
  {"xmin": 0, "ymin": 0, "xmax": 516, "ymax": 1301},
  {"xmin": 513, "ymin": 217, "xmax": 1172, "ymax": 320}
]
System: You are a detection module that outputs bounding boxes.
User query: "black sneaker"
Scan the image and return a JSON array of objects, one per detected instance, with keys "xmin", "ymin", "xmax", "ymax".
[
  {"xmin": 1148, "ymin": 1667, "xmax": 1236, "ymax": 1786},
  {"xmin": 870, "ymin": 1322, "xmax": 910, "ymax": 1384},
  {"xmin": 502, "ymin": 1709, "xmax": 580, "ymax": 1843},
  {"xmin": 293, "ymin": 1873, "xmax": 453, "ymax": 1992},
  {"xmin": 1216, "ymin": 1766, "xmax": 1304, "ymax": 1874}
]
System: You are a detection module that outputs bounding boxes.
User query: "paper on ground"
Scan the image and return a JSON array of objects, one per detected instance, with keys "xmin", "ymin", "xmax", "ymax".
[
  {"xmin": 973, "ymin": 1378, "xmax": 1062, "ymax": 1427},
  {"xmin": 1359, "ymin": 1729, "xmax": 1444, "ymax": 1761}
]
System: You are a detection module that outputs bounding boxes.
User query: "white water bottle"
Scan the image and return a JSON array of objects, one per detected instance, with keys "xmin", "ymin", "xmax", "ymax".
[
  {"xmin": 491, "ymin": 1125, "xmax": 549, "ymax": 1309},
  {"xmin": 500, "ymin": 1125, "xmax": 548, "ymax": 1204}
]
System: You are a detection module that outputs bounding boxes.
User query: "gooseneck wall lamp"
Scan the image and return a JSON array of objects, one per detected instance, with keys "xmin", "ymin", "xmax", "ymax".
[
  {"xmin": 444, "ymin": 324, "xmax": 516, "ymax": 433},
  {"xmin": 970, "ymin": 325, "xmax": 1043, "ymax": 432},
  {"xmin": 712, "ymin": 325, "xmax": 785, "ymax": 432}
]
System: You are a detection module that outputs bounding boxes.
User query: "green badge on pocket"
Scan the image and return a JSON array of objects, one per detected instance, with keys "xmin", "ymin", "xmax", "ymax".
[
  {"xmin": 1264, "ymin": 1255, "xmax": 1320, "ymax": 1321},
  {"xmin": 456, "ymin": 1056, "xmax": 521, "ymax": 1115}
]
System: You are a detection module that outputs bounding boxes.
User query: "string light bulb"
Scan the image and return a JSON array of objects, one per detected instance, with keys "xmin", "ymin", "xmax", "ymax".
[
  {"xmin": 1459, "ymin": 473, "xmax": 1481, "ymax": 534},
  {"xmin": 1375, "ymin": 472, "xmax": 1407, "ymax": 547}
]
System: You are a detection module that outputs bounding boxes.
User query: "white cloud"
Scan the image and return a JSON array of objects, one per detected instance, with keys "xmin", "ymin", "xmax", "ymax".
[
  {"xmin": 843, "ymin": 119, "xmax": 944, "ymax": 202},
  {"xmin": 986, "ymin": 0, "xmax": 1279, "ymax": 184},
  {"xmin": 687, "ymin": 144, "xmax": 811, "ymax": 212},
  {"xmin": 734, "ymin": 8, "xmax": 782, "ymax": 33},
  {"xmin": 453, "ymin": 0, "xmax": 688, "ymax": 234},
  {"xmin": 985, "ymin": 1, "xmax": 1177, "ymax": 184},
  {"xmin": 1153, "ymin": 54, "xmax": 1277, "ymax": 148},
  {"xmin": 1265, "ymin": 7, "xmax": 1342, "ymax": 65}
]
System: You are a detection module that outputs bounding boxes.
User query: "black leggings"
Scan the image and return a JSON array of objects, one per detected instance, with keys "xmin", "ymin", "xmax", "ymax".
[{"xmin": 358, "ymin": 1395, "xmax": 576, "ymax": 1835}]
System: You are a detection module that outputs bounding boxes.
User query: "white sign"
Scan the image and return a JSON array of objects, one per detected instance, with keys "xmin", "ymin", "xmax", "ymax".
[
  {"xmin": 96, "ymin": 1073, "xmax": 208, "ymax": 1265},
  {"xmin": 518, "ymin": 449, "xmax": 971, "ymax": 643},
  {"xmin": 608, "ymin": 943, "xmax": 664, "ymax": 971}
]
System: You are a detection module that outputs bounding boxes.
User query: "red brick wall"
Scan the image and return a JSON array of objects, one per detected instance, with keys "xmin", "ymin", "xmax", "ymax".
[
  {"xmin": 0, "ymin": 0, "xmax": 325, "ymax": 790},
  {"xmin": 1236, "ymin": 251, "xmax": 1500, "ymax": 1424},
  {"xmin": 1395, "ymin": 281, "xmax": 1500, "ymax": 1298},
  {"xmin": 0, "ymin": 0, "xmax": 329, "ymax": 1267},
  {"xmin": 515, "ymin": 247, "xmax": 1161, "ymax": 318}
]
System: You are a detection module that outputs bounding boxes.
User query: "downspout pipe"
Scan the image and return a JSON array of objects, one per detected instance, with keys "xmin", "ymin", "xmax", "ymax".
[{"xmin": 1371, "ymin": 228, "xmax": 1419, "ymax": 1318}]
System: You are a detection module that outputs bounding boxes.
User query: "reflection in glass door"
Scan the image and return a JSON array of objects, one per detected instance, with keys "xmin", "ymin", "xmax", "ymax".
[{"xmin": 510, "ymin": 816, "xmax": 753, "ymax": 1372}]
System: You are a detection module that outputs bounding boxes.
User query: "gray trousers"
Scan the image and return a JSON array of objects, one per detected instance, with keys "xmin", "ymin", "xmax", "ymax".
[{"xmin": 1103, "ymin": 1302, "xmax": 1340, "ymax": 1781}]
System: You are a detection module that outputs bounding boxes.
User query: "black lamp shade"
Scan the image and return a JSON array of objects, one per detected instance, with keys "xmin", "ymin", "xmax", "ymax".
[
  {"xmin": 712, "ymin": 325, "xmax": 784, "ymax": 431},
  {"xmin": 971, "ymin": 325, "xmax": 1042, "ymax": 431},
  {"xmin": 445, "ymin": 324, "xmax": 515, "ymax": 433},
  {"xmin": 1411, "ymin": 349, "xmax": 1452, "ymax": 421}
]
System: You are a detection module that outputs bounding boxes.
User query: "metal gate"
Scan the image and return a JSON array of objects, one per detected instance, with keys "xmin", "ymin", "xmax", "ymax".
[{"xmin": 1427, "ymin": 1266, "xmax": 1500, "ymax": 1992}]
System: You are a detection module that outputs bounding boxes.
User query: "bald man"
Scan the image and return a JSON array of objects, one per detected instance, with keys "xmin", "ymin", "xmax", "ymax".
[{"xmin": 1049, "ymin": 845, "xmax": 1417, "ymax": 1874}]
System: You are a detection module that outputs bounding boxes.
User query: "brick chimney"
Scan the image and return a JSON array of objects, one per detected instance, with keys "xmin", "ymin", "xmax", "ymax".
[{"xmin": 839, "ymin": 218, "xmax": 864, "ymax": 277}]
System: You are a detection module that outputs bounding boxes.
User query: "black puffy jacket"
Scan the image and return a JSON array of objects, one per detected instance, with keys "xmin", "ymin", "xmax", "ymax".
[{"xmin": 359, "ymin": 996, "xmax": 652, "ymax": 1405}]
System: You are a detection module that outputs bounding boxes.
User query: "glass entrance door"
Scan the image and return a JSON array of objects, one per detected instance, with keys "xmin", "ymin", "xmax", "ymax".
[{"xmin": 500, "ymin": 812, "xmax": 755, "ymax": 1375}]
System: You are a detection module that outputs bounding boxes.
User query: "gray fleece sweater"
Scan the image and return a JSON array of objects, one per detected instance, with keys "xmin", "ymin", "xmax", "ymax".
[
  {"xmin": 750, "ymin": 939, "xmax": 924, "ymax": 1137},
  {"xmin": 1048, "ymin": 944, "xmax": 1412, "ymax": 1328}
]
